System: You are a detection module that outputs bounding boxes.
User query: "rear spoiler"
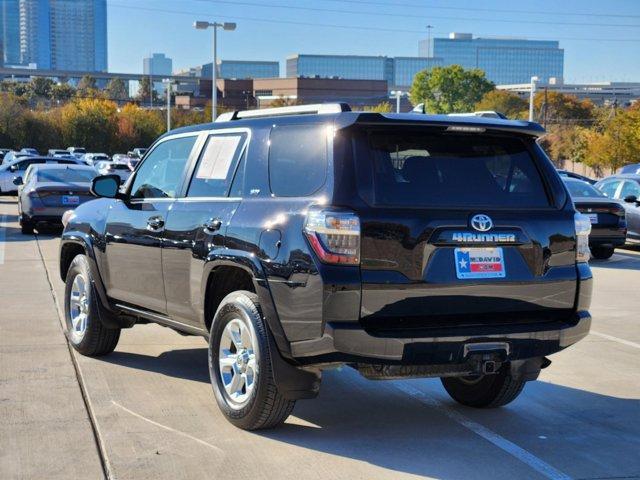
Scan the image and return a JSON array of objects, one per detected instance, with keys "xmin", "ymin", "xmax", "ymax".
[{"xmin": 335, "ymin": 112, "xmax": 546, "ymax": 138}]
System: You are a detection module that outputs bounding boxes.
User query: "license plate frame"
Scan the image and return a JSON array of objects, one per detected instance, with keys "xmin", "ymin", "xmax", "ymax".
[
  {"xmin": 62, "ymin": 195, "xmax": 80, "ymax": 205},
  {"xmin": 454, "ymin": 247, "xmax": 506, "ymax": 279}
]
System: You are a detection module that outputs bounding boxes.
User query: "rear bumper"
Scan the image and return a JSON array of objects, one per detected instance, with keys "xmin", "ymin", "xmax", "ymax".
[
  {"xmin": 23, "ymin": 214, "xmax": 64, "ymax": 225},
  {"xmin": 290, "ymin": 311, "xmax": 591, "ymax": 364}
]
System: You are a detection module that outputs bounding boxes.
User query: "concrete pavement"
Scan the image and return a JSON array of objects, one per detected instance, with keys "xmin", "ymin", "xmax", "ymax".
[{"xmin": 1, "ymin": 195, "xmax": 639, "ymax": 480}]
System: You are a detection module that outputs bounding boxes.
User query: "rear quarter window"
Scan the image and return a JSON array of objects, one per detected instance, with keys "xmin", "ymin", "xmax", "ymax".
[
  {"xmin": 269, "ymin": 124, "xmax": 328, "ymax": 197},
  {"xmin": 356, "ymin": 130, "xmax": 550, "ymax": 208}
]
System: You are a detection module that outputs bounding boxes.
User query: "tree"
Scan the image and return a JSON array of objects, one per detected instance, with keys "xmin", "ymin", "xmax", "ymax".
[
  {"xmin": 50, "ymin": 83, "xmax": 76, "ymax": 102},
  {"xmin": 268, "ymin": 96, "xmax": 298, "ymax": 108},
  {"xmin": 77, "ymin": 75, "xmax": 97, "ymax": 92},
  {"xmin": 60, "ymin": 98, "xmax": 118, "ymax": 153},
  {"xmin": 363, "ymin": 101, "xmax": 393, "ymax": 113},
  {"xmin": 116, "ymin": 103, "xmax": 164, "ymax": 151},
  {"xmin": 28, "ymin": 77, "xmax": 55, "ymax": 98},
  {"xmin": 584, "ymin": 105, "xmax": 640, "ymax": 171},
  {"xmin": 533, "ymin": 90, "xmax": 593, "ymax": 124},
  {"xmin": 409, "ymin": 65, "xmax": 494, "ymax": 114},
  {"xmin": 136, "ymin": 77, "xmax": 155, "ymax": 104},
  {"xmin": 0, "ymin": 93, "xmax": 27, "ymax": 148},
  {"xmin": 105, "ymin": 78, "xmax": 128, "ymax": 101},
  {"xmin": 475, "ymin": 90, "xmax": 528, "ymax": 119}
]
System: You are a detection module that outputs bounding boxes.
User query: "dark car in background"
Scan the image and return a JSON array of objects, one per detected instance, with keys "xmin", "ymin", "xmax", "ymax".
[
  {"xmin": 557, "ymin": 169, "xmax": 597, "ymax": 185},
  {"xmin": 564, "ymin": 178, "xmax": 627, "ymax": 259},
  {"xmin": 595, "ymin": 174, "xmax": 640, "ymax": 244},
  {"xmin": 17, "ymin": 164, "xmax": 96, "ymax": 233},
  {"xmin": 59, "ymin": 104, "xmax": 593, "ymax": 430}
]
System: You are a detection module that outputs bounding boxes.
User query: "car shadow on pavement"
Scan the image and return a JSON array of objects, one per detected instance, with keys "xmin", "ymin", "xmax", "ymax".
[
  {"xmin": 591, "ymin": 253, "xmax": 640, "ymax": 271},
  {"xmin": 101, "ymin": 346, "xmax": 640, "ymax": 479}
]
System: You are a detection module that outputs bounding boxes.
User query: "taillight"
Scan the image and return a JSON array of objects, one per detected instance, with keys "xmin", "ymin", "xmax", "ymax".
[
  {"xmin": 304, "ymin": 209, "xmax": 360, "ymax": 265},
  {"xmin": 574, "ymin": 212, "xmax": 591, "ymax": 263}
]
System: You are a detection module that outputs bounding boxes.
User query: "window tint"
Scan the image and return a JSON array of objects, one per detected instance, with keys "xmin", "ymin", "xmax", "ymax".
[
  {"xmin": 357, "ymin": 131, "xmax": 549, "ymax": 208},
  {"xmin": 598, "ymin": 180, "xmax": 620, "ymax": 198},
  {"xmin": 16, "ymin": 159, "xmax": 45, "ymax": 170},
  {"xmin": 187, "ymin": 133, "xmax": 246, "ymax": 197},
  {"xmin": 269, "ymin": 124, "xmax": 328, "ymax": 197},
  {"xmin": 620, "ymin": 180, "xmax": 640, "ymax": 199},
  {"xmin": 130, "ymin": 136, "xmax": 196, "ymax": 199},
  {"xmin": 37, "ymin": 169, "xmax": 96, "ymax": 183}
]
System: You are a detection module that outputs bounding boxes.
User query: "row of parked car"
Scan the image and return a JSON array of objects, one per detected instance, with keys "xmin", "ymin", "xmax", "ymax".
[
  {"xmin": 0, "ymin": 146, "xmax": 147, "ymax": 233},
  {"xmin": 558, "ymin": 167, "xmax": 640, "ymax": 259}
]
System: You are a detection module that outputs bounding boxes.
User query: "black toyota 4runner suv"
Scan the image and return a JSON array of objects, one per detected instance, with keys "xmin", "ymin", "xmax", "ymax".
[{"xmin": 59, "ymin": 104, "xmax": 593, "ymax": 430}]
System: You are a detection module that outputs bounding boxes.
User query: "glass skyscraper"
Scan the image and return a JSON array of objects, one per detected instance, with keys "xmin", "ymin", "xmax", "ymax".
[
  {"xmin": 201, "ymin": 60, "xmax": 280, "ymax": 80},
  {"xmin": 423, "ymin": 33, "xmax": 564, "ymax": 85},
  {"xmin": 287, "ymin": 54, "xmax": 395, "ymax": 85},
  {"xmin": 1, "ymin": 0, "xmax": 107, "ymax": 71}
]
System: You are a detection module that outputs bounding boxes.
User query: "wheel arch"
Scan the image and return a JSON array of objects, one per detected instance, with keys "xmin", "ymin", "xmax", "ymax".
[{"xmin": 202, "ymin": 250, "xmax": 291, "ymax": 358}]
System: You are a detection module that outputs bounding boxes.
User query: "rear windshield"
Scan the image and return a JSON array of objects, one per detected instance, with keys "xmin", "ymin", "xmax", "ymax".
[
  {"xmin": 37, "ymin": 169, "xmax": 95, "ymax": 183},
  {"xmin": 564, "ymin": 180, "xmax": 604, "ymax": 198},
  {"xmin": 357, "ymin": 130, "xmax": 550, "ymax": 208}
]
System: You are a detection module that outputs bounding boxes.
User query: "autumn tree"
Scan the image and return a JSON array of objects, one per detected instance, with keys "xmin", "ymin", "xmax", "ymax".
[
  {"xmin": 105, "ymin": 78, "xmax": 129, "ymax": 101},
  {"xmin": 475, "ymin": 90, "xmax": 528, "ymax": 119},
  {"xmin": 409, "ymin": 65, "xmax": 494, "ymax": 114},
  {"xmin": 363, "ymin": 101, "xmax": 393, "ymax": 113},
  {"xmin": 60, "ymin": 98, "xmax": 118, "ymax": 152},
  {"xmin": 116, "ymin": 103, "xmax": 164, "ymax": 151}
]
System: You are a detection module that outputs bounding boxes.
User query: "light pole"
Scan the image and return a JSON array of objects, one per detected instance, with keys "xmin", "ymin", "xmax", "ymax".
[
  {"xmin": 163, "ymin": 78, "xmax": 172, "ymax": 132},
  {"xmin": 528, "ymin": 76, "xmax": 539, "ymax": 122},
  {"xmin": 390, "ymin": 90, "xmax": 405, "ymax": 113},
  {"xmin": 194, "ymin": 20, "xmax": 236, "ymax": 122}
]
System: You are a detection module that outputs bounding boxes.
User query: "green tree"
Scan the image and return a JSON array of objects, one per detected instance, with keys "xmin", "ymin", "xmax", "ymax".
[
  {"xmin": 0, "ymin": 93, "xmax": 27, "ymax": 148},
  {"xmin": 50, "ymin": 83, "xmax": 76, "ymax": 102},
  {"xmin": 136, "ymin": 77, "xmax": 155, "ymax": 104},
  {"xmin": 409, "ymin": 65, "xmax": 494, "ymax": 114},
  {"xmin": 475, "ymin": 89, "xmax": 528, "ymax": 119},
  {"xmin": 105, "ymin": 78, "xmax": 128, "ymax": 101},
  {"xmin": 28, "ymin": 77, "xmax": 55, "ymax": 98}
]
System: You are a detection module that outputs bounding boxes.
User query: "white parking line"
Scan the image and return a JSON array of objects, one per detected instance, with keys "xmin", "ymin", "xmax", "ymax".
[
  {"xmin": 111, "ymin": 401, "xmax": 224, "ymax": 454},
  {"xmin": 591, "ymin": 331, "xmax": 640, "ymax": 350},
  {"xmin": 0, "ymin": 215, "xmax": 6, "ymax": 265},
  {"xmin": 395, "ymin": 383, "xmax": 572, "ymax": 480}
]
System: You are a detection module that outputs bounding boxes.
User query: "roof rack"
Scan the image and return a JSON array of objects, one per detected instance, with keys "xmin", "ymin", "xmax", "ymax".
[{"xmin": 215, "ymin": 103, "xmax": 351, "ymax": 122}]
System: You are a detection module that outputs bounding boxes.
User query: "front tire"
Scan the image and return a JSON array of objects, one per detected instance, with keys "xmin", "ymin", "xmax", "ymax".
[
  {"xmin": 591, "ymin": 246, "xmax": 614, "ymax": 260},
  {"xmin": 208, "ymin": 290, "xmax": 295, "ymax": 430},
  {"xmin": 64, "ymin": 254, "xmax": 120, "ymax": 356},
  {"xmin": 441, "ymin": 368, "xmax": 527, "ymax": 408},
  {"xmin": 20, "ymin": 214, "xmax": 34, "ymax": 234}
]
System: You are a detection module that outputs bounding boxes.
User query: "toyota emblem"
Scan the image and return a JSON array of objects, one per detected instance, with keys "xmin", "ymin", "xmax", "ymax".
[{"xmin": 470, "ymin": 214, "xmax": 493, "ymax": 232}]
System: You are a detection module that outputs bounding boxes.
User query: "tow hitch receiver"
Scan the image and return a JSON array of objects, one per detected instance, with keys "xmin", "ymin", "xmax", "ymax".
[{"xmin": 464, "ymin": 342, "xmax": 510, "ymax": 375}]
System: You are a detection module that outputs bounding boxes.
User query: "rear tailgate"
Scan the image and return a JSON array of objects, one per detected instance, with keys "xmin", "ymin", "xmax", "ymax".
[{"xmin": 351, "ymin": 126, "xmax": 577, "ymax": 333}]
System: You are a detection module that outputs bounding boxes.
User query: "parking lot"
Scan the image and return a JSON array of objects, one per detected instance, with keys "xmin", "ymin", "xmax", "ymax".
[{"xmin": 1, "ymin": 194, "xmax": 639, "ymax": 480}]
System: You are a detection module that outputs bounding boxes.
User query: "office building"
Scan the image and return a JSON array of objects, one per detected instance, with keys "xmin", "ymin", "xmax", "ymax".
[
  {"xmin": 498, "ymin": 79, "xmax": 640, "ymax": 106},
  {"xmin": 1, "ymin": 0, "xmax": 21, "ymax": 65},
  {"xmin": 286, "ymin": 54, "xmax": 441, "ymax": 90},
  {"xmin": 143, "ymin": 52, "xmax": 172, "ymax": 94},
  {"xmin": 0, "ymin": 0, "xmax": 107, "ymax": 71},
  {"xmin": 420, "ymin": 32, "xmax": 564, "ymax": 84},
  {"xmin": 201, "ymin": 60, "xmax": 280, "ymax": 80}
]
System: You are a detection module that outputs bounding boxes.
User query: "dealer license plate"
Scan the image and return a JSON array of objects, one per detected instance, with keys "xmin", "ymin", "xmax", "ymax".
[{"xmin": 454, "ymin": 247, "xmax": 506, "ymax": 279}]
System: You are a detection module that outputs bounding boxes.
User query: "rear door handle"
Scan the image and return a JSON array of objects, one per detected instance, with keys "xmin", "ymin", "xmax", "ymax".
[
  {"xmin": 146, "ymin": 216, "xmax": 165, "ymax": 231},
  {"xmin": 203, "ymin": 218, "xmax": 222, "ymax": 233}
]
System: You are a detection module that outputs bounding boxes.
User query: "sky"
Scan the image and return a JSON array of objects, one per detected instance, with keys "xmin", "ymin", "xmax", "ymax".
[{"xmin": 107, "ymin": 0, "xmax": 640, "ymax": 83}]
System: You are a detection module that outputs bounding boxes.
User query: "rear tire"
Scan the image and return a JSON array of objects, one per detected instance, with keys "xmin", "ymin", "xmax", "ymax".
[
  {"xmin": 64, "ymin": 254, "xmax": 120, "ymax": 356},
  {"xmin": 208, "ymin": 290, "xmax": 295, "ymax": 430},
  {"xmin": 20, "ymin": 215, "xmax": 34, "ymax": 234},
  {"xmin": 441, "ymin": 368, "xmax": 527, "ymax": 408},
  {"xmin": 591, "ymin": 246, "xmax": 614, "ymax": 260}
]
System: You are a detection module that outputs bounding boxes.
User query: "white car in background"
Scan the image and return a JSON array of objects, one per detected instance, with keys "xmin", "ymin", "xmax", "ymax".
[
  {"xmin": 83, "ymin": 153, "xmax": 110, "ymax": 166},
  {"xmin": 95, "ymin": 160, "xmax": 133, "ymax": 183}
]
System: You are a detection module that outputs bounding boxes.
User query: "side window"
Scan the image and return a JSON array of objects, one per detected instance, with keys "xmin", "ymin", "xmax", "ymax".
[
  {"xmin": 620, "ymin": 181, "xmax": 640, "ymax": 199},
  {"xmin": 187, "ymin": 132, "xmax": 247, "ymax": 197},
  {"xmin": 598, "ymin": 180, "xmax": 620, "ymax": 198},
  {"xmin": 269, "ymin": 124, "xmax": 328, "ymax": 197},
  {"xmin": 130, "ymin": 136, "xmax": 197, "ymax": 199}
]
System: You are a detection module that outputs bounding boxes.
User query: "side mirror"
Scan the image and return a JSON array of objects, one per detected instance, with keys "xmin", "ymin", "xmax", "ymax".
[
  {"xmin": 623, "ymin": 195, "xmax": 638, "ymax": 204},
  {"xmin": 12, "ymin": 176, "xmax": 23, "ymax": 186},
  {"xmin": 91, "ymin": 174, "xmax": 122, "ymax": 199}
]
